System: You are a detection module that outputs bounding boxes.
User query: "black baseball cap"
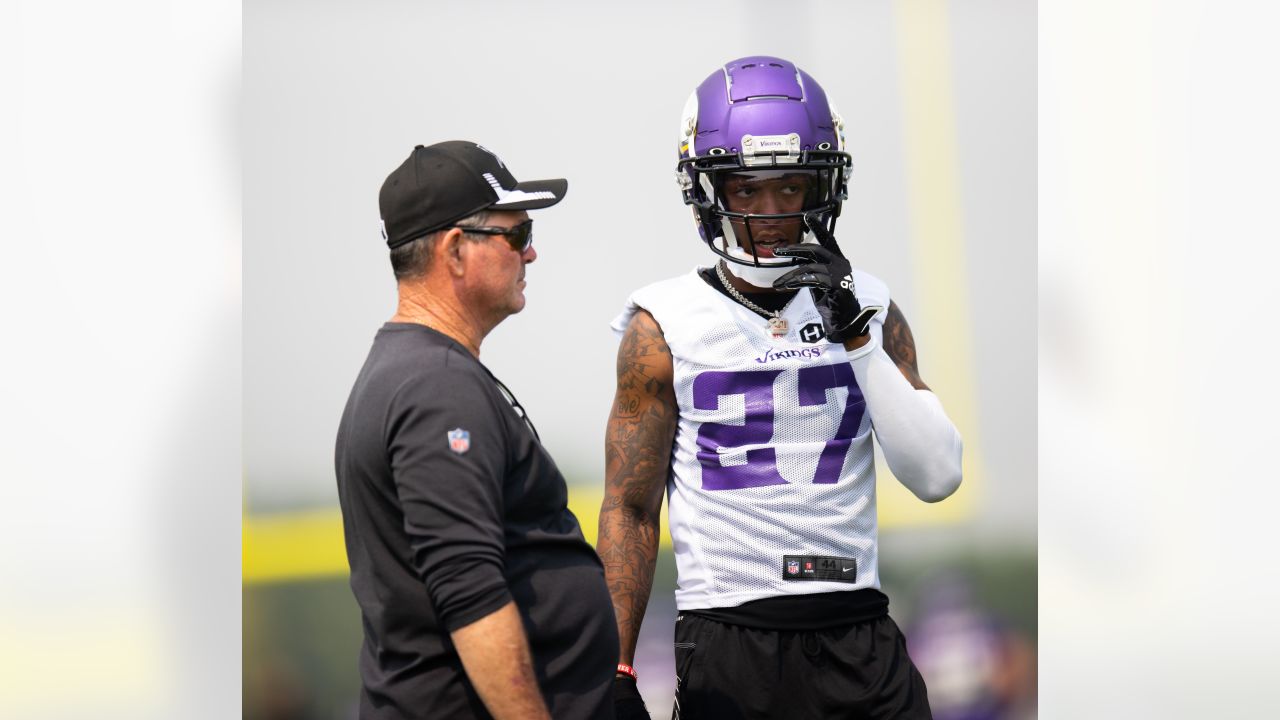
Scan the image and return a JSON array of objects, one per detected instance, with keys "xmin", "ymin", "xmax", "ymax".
[{"xmin": 379, "ymin": 141, "xmax": 568, "ymax": 249}]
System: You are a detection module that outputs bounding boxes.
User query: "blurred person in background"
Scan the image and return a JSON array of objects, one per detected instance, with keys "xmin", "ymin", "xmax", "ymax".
[
  {"xmin": 335, "ymin": 141, "xmax": 618, "ymax": 720},
  {"xmin": 905, "ymin": 573, "xmax": 1037, "ymax": 720},
  {"xmin": 599, "ymin": 56, "xmax": 963, "ymax": 719}
]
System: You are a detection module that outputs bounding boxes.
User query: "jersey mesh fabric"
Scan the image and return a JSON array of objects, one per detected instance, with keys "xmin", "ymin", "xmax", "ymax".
[{"xmin": 612, "ymin": 267, "xmax": 891, "ymax": 610}]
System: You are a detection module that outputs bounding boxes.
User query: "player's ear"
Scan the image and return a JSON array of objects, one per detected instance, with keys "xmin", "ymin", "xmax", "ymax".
[{"xmin": 435, "ymin": 227, "xmax": 467, "ymax": 277}]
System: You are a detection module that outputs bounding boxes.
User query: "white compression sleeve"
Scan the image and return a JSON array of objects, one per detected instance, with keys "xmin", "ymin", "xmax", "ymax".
[{"xmin": 847, "ymin": 336, "xmax": 963, "ymax": 502}]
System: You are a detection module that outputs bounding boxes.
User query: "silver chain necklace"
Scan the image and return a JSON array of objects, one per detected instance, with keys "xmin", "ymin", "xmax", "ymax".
[{"xmin": 715, "ymin": 261, "xmax": 794, "ymax": 339}]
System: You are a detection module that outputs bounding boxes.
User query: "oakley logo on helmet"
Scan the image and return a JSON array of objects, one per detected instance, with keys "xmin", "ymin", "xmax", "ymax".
[{"xmin": 741, "ymin": 133, "xmax": 802, "ymax": 166}]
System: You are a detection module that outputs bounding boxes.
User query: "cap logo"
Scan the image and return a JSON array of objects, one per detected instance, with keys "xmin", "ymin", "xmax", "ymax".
[
  {"xmin": 379, "ymin": 219, "xmax": 388, "ymax": 241},
  {"xmin": 482, "ymin": 172, "xmax": 508, "ymax": 193},
  {"xmin": 474, "ymin": 144, "xmax": 505, "ymax": 168},
  {"xmin": 483, "ymin": 173, "xmax": 558, "ymax": 206}
]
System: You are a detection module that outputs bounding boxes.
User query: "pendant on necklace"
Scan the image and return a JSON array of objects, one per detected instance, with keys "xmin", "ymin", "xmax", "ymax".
[{"xmin": 767, "ymin": 316, "xmax": 788, "ymax": 338}]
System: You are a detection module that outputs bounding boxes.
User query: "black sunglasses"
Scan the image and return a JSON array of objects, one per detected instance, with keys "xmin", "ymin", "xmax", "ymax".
[{"xmin": 455, "ymin": 219, "xmax": 534, "ymax": 253}]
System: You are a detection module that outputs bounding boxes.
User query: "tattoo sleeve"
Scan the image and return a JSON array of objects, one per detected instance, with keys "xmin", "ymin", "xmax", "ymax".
[
  {"xmin": 597, "ymin": 309, "xmax": 677, "ymax": 665},
  {"xmin": 883, "ymin": 300, "xmax": 931, "ymax": 390}
]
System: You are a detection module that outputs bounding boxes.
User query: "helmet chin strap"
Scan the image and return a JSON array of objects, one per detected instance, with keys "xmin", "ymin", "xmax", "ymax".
[
  {"xmin": 722, "ymin": 256, "xmax": 794, "ymax": 288},
  {"xmin": 720, "ymin": 235, "xmax": 817, "ymax": 289}
]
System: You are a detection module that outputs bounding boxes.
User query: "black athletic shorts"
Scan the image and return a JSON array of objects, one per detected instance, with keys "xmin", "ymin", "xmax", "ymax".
[{"xmin": 671, "ymin": 613, "xmax": 932, "ymax": 720}]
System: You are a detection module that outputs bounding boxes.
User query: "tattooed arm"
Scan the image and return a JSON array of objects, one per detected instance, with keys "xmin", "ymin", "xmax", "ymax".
[
  {"xmin": 597, "ymin": 309, "xmax": 678, "ymax": 666},
  {"xmin": 882, "ymin": 301, "xmax": 930, "ymax": 390},
  {"xmin": 849, "ymin": 299, "xmax": 963, "ymax": 501}
]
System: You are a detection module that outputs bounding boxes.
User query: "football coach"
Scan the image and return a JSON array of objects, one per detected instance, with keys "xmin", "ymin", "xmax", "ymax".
[{"xmin": 335, "ymin": 141, "xmax": 619, "ymax": 720}]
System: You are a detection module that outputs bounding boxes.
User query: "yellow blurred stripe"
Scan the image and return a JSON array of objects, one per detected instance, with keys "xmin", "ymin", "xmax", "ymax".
[
  {"xmin": 246, "ymin": 451, "xmax": 964, "ymax": 585},
  {"xmin": 881, "ymin": 0, "xmax": 984, "ymax": 525},
  {"xmin": 242, "ymin": 486, "xmax": 670, "ymax": 584},
  {"xmin": 243, "ymin": 507, "xmax": 349, "ymax": 583}
]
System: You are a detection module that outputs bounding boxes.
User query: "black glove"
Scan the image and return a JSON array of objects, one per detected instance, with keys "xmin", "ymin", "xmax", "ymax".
[
  {"xmin": 613, "ymin": 675, "xmax": 651, "ymax": 720},
  {"xmin": 772, "ymin": 213, "xmax": 883, "ymax": 343}
]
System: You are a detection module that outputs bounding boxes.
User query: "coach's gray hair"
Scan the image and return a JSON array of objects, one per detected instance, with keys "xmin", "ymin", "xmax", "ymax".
[{"xmin": 390, "ymin": 210, "xmax": 490, "ymax": 281}]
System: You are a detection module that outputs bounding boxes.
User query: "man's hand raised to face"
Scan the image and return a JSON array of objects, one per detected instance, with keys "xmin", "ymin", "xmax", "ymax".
[{"xmin": 772, "ymin": 213, "xmax": 883, "ymax": 343}]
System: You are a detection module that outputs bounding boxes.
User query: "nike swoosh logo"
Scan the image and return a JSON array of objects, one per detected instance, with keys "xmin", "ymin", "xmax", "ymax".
[{"xmin": 842, "ymin": 566, "xmax": 854, "ymax": 572}]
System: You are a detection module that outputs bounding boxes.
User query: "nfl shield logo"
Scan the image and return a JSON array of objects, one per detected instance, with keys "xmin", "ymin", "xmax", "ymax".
[
  {"xmin": 787, "ymin": 560, "xmax": 800, "ymax": 576},
  {"xmin": 447, "ymin": 428, "xmax": 470, "ymax": 454}
]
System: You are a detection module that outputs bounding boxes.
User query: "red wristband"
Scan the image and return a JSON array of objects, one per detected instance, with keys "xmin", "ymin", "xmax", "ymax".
[{"xmin": 616, "ymin": 663, "xmax": 638, "ymax": 681}]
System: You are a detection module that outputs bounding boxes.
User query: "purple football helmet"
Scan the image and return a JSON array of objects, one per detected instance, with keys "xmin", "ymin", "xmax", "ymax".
[{"xmin": 676, "ymin": 56, "xmax": 851, "ymax": 271}]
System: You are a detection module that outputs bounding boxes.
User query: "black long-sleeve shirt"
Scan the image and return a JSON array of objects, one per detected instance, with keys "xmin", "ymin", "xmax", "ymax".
[{"xmin": 335, "ymin": 322, "xmax": 618, "ymax": 719}]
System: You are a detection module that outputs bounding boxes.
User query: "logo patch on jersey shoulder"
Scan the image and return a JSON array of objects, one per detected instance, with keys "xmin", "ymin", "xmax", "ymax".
[
  {"xmin": 799, "ymin": 322, "xmax": 826, "ymax": 344},
  {"xmin": 447, "ymin": 428, "xmax": 471, "ymax": 454},
  {"xmin": 782, "ymin": 555, "xmax": 858, "ymax": 583}
]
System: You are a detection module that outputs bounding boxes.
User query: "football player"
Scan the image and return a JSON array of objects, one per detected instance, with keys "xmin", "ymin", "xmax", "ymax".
[{"xmin": 599, "ymin": 56, "xmax": 964, "ymax": 719}]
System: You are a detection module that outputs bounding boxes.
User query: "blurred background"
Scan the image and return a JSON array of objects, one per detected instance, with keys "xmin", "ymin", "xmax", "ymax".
[
  {"xmin": 243, "ymin": 0, "xmax": 1034, "ymax": 717},
  {"xmin": 7, "ymin": 1, "xmax": 1279, "ymax": 719}
]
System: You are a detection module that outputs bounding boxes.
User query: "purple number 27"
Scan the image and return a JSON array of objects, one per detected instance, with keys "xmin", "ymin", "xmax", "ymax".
[{"xmin": 693, "ymin": 364, "xmax": 865, "ymax": 491}]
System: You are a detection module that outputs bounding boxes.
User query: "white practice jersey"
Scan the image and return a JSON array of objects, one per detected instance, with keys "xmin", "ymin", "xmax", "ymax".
[{"xmin": 611, "ymin": 266, "xmax": 891, "ymax": 610}]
